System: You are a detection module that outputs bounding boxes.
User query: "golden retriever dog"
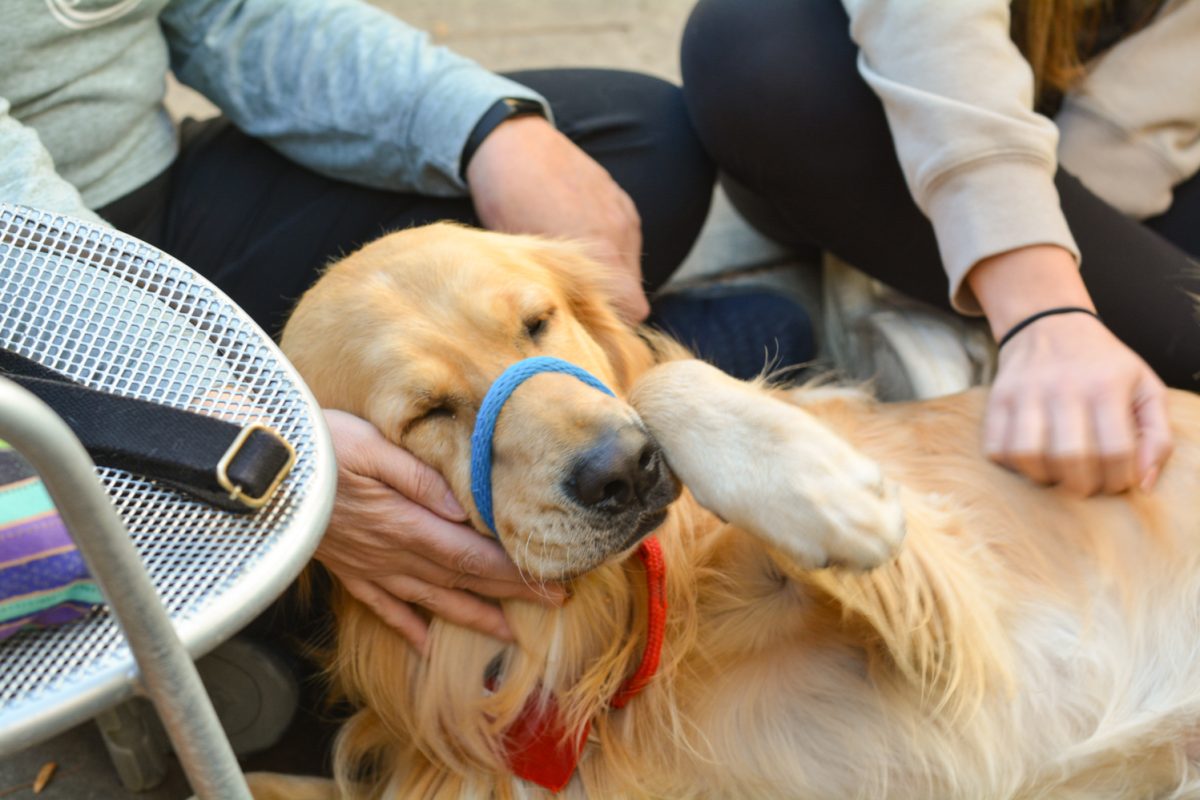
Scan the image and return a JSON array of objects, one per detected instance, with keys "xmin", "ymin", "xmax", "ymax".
[{"xmin": 250, "ymin": 222, "xmax": 1200, "ymax": 799}]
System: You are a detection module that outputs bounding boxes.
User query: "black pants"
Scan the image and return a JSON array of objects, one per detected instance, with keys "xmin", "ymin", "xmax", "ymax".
[
  {"xmin": 681, "ymin": 0, "xmax": 1200, "ymax": 390},
  {"xmin": 100, "ymin": 68, "xmax": 715, "ymax": 336}
]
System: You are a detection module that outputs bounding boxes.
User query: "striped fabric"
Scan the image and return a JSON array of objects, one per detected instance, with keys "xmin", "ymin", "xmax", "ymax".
[{"xmin": 0, "ymin": 441, "xmax": 102, "ymax": 640}]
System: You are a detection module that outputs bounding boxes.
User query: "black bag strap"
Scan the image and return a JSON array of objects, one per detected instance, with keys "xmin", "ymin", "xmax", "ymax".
[{"xmin": 0, "ymin": 348, "xmax": 295, "ymax": 512}]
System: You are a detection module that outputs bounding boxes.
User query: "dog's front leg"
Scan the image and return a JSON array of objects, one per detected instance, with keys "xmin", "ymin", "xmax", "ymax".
[{"xmin": 630, "ymin": 360, "xmax": 905, "ymax": 570}]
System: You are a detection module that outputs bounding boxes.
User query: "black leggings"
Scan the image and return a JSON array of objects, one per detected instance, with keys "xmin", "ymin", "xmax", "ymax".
[
  {"xmin": 681, "ymin": 0, "xmax": 1200, "ymax": 390},
  {"xmin": 100, "ymin": 68, "xmax": 715, "ymax": 336}
]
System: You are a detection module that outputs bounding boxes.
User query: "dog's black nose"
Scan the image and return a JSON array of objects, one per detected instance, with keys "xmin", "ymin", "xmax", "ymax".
[{"xmin": 567, "ymin": 426, "xmax": 663, "ymax": 512}]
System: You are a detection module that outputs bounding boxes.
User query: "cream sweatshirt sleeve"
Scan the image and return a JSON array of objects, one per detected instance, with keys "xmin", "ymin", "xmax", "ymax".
[
  {"xmin": 1056, "ymin": 0, "xmax": 1200, "ymax": 220},
  {"xmin": 840, "ymin": 0, "xmax": 1080, "ymax": 314}
]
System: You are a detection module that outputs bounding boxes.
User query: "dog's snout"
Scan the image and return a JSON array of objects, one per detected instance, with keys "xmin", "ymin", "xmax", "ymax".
[{"xmin": 567, "ymin": 426, "xmax": 662, "ymax": 512}]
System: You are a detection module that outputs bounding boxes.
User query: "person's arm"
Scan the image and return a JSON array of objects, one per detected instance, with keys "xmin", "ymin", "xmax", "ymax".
[
  {"xmin": 1056, "ymin": 0, "xmax": 1200, "ymax": 219},
  {"xmin": 838, "ymin": 0, "xmax": 1172, "ymax": 493},
  {"xmin": 840, "ymin": 0, "xmax": 1079, "ymax": 314},
  {"xmin": 0, "ymin": 96, "xmax": 105, "ymax": 224},
  {"xmin": 160, "ymin": 0, "xmax": 648, "ymax": 322},
  {"xmin": 159, "ymin": 0, "xmax": 548, "ymax": 198}
]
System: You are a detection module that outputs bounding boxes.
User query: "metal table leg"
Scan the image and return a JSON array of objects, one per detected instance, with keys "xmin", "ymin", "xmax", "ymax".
[{"xmin": 0, "ymin": 377, "xmax": 251, "ymax": 800}]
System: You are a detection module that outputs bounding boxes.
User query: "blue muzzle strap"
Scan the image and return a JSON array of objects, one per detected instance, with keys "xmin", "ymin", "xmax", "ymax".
[{"xmin": 469, "ymin": 356, "xmax": 615, "ymax": 534}]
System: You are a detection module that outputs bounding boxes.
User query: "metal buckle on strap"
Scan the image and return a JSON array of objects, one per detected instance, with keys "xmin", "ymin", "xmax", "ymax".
[{"xmin": 215, "ymin": 423, "xmax": 296, "ymax": 509}]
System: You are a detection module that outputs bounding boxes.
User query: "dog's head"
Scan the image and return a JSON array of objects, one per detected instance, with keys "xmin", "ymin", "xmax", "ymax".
[{"xmin": 282, "ymin": 223, "xmax": 681, "ymax": 579}]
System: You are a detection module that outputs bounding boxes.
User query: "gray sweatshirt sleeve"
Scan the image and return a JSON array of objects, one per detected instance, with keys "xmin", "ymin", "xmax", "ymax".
[
  {"xmin": 159, "ymin": 0, "xmax": 550, "ymax": 197},
  {"xmin": 0, "ymin": 97, "xmax": 106, "ymax": 224}
]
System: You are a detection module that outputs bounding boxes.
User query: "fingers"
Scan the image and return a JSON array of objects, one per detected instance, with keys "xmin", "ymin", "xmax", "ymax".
[
  {"xmin": 608, "ymin": 273, "xmax": 650, "ymax": 324},
  {"xmin": 400, "ymin": 550, "xmax": 567, "ymax": 605},
  {"xmin": 1090, "ymin": 397, "xmax": 1137, "ymax": 494},
  {"xmin": 1046, "ymin": 400, "xmax": 1103, "ymax": 496},
  {"xmin": 986, "ymin": 379, "xmax": 1170, "ymax": 497},
  {"xmin": 613, "ymin": 193, "xmax": 648, "ymax": 323},
  {"xmin": 1132, "ymin": 379, "xmax": 1173, "ymax": 490},
  {"xmin": 391, "ymin": 452, "xmax": 467, "ymax": 520},
  {"xmin": 375, "ymin": 574, "xmax": 514, "ymax": 643},
  {"xmin": 325, "ymin": 409, "xmax": 466, "ymax": 520},
  {"xmin": 988, "ymin": 383, "xmax": 1147, "ymax": 496},
  {"xmin": 988, "ymin": 393, "xmax": 1056, "ymax": 489},
  {"xmin": 365, "ymin": 440, "xmax": 465, "ymax": 520},
  {"xmin": 322, "ymin": 412, "xmax": 569, "ymax": 646},
  {"xmin": 991, "ymin": 394, "xmax": 1128, "ymax": 497},
  {"xmin": 320, "ymin": 468, "xmax": 565, "ymax": 604},
  {"xmin": 404, "ymin": 513, "xmax": 565, "ymax": 601},
  {"xmin": 405, "ymin": 511, "xmax": 521, "ymax": 575},
  {"xmin": 342, "ymin": 575, "xmax": 430, "ymax": 654},
  {"xmin": 616, "ymin": 187, "xmax": 644, "ymax": 274},
  {"xmin": 342, "ymin": 573, "xmax": 531, "ymax": 653},
  {"xmin": 576, "ymin": 202, "xmax": 649, "ymax": 322}
]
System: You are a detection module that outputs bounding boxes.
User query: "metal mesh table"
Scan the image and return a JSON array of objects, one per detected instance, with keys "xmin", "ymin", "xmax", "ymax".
[{"xmin": 0, "ymin": 204, "xmax": 336, "ymax": 793}]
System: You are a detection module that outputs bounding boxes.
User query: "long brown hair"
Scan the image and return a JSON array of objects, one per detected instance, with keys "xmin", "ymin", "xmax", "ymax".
[{"xmin": 1010, "ymin": 0, "xmax": 1094, "ymax": 97}]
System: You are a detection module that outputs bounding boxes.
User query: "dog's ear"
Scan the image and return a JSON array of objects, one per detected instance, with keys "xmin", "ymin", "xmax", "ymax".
[{"xmin": 528, "ymin": 238, "xmax": 662, "ymax": 393}]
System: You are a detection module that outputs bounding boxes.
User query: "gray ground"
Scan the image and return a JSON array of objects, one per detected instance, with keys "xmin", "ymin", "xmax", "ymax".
[{"xmin": 0, "ymin": 2, "xmax": 819, "ymax": 798}]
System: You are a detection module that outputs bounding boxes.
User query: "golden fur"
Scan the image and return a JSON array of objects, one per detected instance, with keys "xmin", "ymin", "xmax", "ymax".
[{"xmin": 253, "ymin": 222, "xmax": 1200, "ymax": 799}]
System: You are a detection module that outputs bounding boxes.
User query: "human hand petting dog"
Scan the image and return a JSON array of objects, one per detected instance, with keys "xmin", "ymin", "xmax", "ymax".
[
  {"xmin": 317, "ymin": 410, "xmax": 566, "ymax": 653},
  {"xmin": 970, "ymin": 245, "xmax": 1173, "ymax": 495},
  {"xmin": 466, "ymin": 115, "xmax": 649, "ymax": 323}
]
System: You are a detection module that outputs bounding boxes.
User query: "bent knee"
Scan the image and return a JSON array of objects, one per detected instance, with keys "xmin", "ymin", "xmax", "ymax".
[{"xmin": 681, "ymin": 0, "xmax": 874, "ymax": 178}]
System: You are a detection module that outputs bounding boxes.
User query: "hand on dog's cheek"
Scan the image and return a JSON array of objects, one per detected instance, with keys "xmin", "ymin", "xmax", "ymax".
[
  {"xmin": 319, "ymin": 410, "xmax": 567, "ymax": 653},
  {"xmin": 972, "ymin": 247, "xmax": 1173, "ymax": 495},
  {"xmin": 466, "ymin": 115, "xmax": 649, "ymax": 323}
]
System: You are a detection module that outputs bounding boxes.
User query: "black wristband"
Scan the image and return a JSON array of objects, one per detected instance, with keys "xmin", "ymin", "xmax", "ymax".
[
  {"xmin": 996, "ymin": 306, "xmax": 1101, "ymax": 349},
  {"xmin": 459, "ymin": 97, "xmax": 548, "ymax": 179}
]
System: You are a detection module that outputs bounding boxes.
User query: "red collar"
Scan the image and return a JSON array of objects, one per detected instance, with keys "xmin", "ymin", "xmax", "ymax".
[{"xmin": 500, "ymin": 536, "xmax": 668, "ymax": 792}]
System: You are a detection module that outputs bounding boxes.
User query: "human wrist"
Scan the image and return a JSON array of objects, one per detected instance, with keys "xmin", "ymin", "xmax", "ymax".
[
  {"xmin": 995, "ymin": 307, "xmax": 1102, "ymax": 350},
  {"xmin": 967, "ymin": 245, "xmax": 1095, "ymax": 340},
  {"xmin": 460, "ymin": 98, "xmax": 549, "ymax": 181},
  {"xmin": 464, "ymin": 114, "xmax": 561, "ymax": 202}
]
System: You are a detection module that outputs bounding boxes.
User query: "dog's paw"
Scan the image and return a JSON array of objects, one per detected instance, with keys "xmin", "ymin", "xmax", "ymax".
[
  {"xmin": 631, "ymin": 360, "xmax": 906, "ymax": 572},
  {"xmin": 761, "ymin": 460, "xmax": 907, "ymax": 572}
]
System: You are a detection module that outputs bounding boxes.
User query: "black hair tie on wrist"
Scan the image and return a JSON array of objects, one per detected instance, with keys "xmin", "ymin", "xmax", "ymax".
[{"xmin": 997, "ymin": 306, "xmax": 1101, "ymax": 349}]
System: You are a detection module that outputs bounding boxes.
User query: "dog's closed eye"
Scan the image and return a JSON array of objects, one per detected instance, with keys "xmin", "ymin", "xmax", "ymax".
[
  {"xmin": 524, "ymin": 309, "xmax": 554, "ymax": 341},
  {"xmin": 421, "ymin": 404, "xmax": 455, "ymax": 421},
  {"xmin": 414, "ymin": 398, "xmax": 459, "ymax": 424}
]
